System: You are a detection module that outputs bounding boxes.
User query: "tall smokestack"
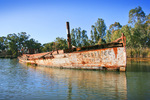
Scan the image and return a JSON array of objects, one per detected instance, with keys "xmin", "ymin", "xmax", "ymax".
[{"xmin": 66, "ymin": 22, "xmax": 72, "ymax": 49}]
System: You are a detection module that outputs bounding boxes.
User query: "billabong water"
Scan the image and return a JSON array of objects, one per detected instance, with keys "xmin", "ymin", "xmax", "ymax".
[{"xmin": 0, "ymin": 59, "xmax": 150, "ymax": 100}]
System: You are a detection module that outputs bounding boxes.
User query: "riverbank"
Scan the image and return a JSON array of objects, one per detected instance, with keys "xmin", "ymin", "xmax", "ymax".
[
  {"xmin": 126, "ymin": 48, "xmax": 150, "ymax": 58},
  {"xmin": 127, "ymin": 58, "xmax": 150, "ymax": 62},
  {"xmin": 0, "ymin": 52, "xmax": 17, "ymax": 58},
  {"xmin": 0, "ymin": 55, "xmax": 17, "ymax": 59}
]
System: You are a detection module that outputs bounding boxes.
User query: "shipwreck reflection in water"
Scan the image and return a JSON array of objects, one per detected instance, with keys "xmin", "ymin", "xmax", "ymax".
[
  {"xmin": 1, "ymin": 59, "xmax": 149, "ymax": 100},
  {"xmin": 25, "ymin": 65, "xmax": 127, "ymax": 100}
]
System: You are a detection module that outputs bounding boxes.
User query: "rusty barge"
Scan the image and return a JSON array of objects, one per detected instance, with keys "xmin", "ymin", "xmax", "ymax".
[{"xmin": 18, "ymin": 22, "xmax": 127, "ymax": 71}]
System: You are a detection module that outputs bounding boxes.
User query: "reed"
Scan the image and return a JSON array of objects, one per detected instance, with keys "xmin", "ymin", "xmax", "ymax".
[{"xmin": 126, "ymin": 47, "xmax": 150, "ymax": 58}]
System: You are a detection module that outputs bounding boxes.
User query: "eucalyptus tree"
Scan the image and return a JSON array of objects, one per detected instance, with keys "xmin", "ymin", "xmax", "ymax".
[
  {"xmin": 7, "ymin": 33, "xmax": 19, "ymax": 56},
  {"xmin": 25, "ymin": 38, "xmax": 41, "ymax": 50},
  {"xmin": 90, "ymin": 18, "xmax": 106, "ymax": 45},
  {"xmin": 42, "ymin": 37, "xmax": 67, "ymax": 52},
  {"xmin": 71, "ymin": 29, "xmax": 76, "ymax": 47},
  {"xmin": 105, "ymin": 30, "xmax": 111, "ymax": 43},
  {"xmin": 0, "ymin": 36, "xmax": 8, "ymax": 52},
  {"xmin": 71, "ymin": 27, "xmax": 89, "ymax": 47},
  {"xmin": 42, "ymin": 42, "xmax": 55, "ymax": 52},
  {"xmin": 109, "ymin": 22, "xmax": 122, "ymax": 33},
  {"xmin": 81, "ymin": 30, "xmax": 89, "ymax": 46},
  {"xmin": 128, "ymin": 6, "xmax": 148, "ymax": 48},
  {"xmin": 145, "ymin": 14, "xmax": 150, "ymax": 47},
  {"xmin": 108, "ymin": 22, "xmax": 122, "ymax": 42},
  {"xmin": 121, "ymin": 25, "xmax": 132, "ymax": 47},
  {"xmin": 128, "ymin": 6, "xmax": 146, "ymax": 25},
  {"xmin": 18, "ymin": 32, "xmax": 30, "ymax": 50},
  {"xmin": 54, "ymin": 37, "xmax": 68, "ymax": 50}
]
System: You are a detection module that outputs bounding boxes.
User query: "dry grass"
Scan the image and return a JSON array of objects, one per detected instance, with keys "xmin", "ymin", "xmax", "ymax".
[
  {"xmin": 127, "ymin": 58, "xmax": 150, "ymax": 62},
  {"xmin": 126, "ymin": 48, "xmax": 150, "ymax": 58}
]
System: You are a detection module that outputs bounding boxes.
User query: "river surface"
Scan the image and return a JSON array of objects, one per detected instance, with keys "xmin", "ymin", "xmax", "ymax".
[{"xmin": 0, "ymin": 59, "xmax": 150, "ymax": 100}]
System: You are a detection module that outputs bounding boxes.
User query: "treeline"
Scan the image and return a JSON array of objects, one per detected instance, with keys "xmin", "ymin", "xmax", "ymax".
[
  {"xmin": 0, "ymin": 6, "xmax": 150, "ymax": 58},
  {"xmin": 0, "ymin": 32, "xmax": 42, "ymax": 57}
]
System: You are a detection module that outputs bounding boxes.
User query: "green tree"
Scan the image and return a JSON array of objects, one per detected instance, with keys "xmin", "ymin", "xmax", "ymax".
[
  {"xmin": 121, "ymin": 25, "xmax": 132, "ymax": 48},
  {"xmin": 42, "ymin": 42, "xmax": 55, "ymax": 52},
  {"xmin": 91, "ymin": 25, "xmax": 99, "ymax": 44},
  {"xmin": 109, "ymin": 22, "xmax": 122, "ymax": 33},
  {"xmin": 105, "ymin": 30, "xmax": 111, "ymax": 43},
  {"xmin": 90, "ymin": 18, "xmax": 106, "ymax": 45},
  {"xmin": 6, "ymin": 32, "xmax": 41, "ymax": 55},
  {"xmin": 81, "ymin": 30, "xmax": 89, "ymax": 46},
  {"xmin": 7, "ymin": 33, "xmax": 19, "ymax": 56},
  {"xmin": 71, "ymin": 29, "xmax": 76, "ymax": 47},
  {"xmin": 111, "ymin": 30, "xmax": 122, "ymax": 42},
  {"xmin": 128, "ymin": 6, "xmax": 146, "ymax": 25},
  {"xmin": 127, "ymin": 6, "xmax": 148, "ymax": 48},
  {"xmin": 18, "ymin": 32, "xmax": 30, "ymax": 50},
  {"xmin": 109, "ymin": 22, "xmax": 122, "ymax": 42},
  {"xmin": 145, "ymin": 14, "xmax": 150, "ymax": 46},
  {"xmin": 25, "ymin": 38, "xmax": 41, "ymax": 49},
  {"xmin": 0, "ymin": 36, "xmax": 8, "ymax": 51},
  {"xmin": 42, "ymin": 37, "xmax": 67, "ymax": 52},
  {"xmin": 23, "ymin": 38, "xmax": 42, "ymax": 52},
  {"xmin": 76, "ymin": 27, "xmax": 82, "ymax": 47},
  {"xmin": 133, "ymin": 21, "xmax": 147, "ymax": 47},
  {"xmin": 71, "ymin": 27, "xmax": 89, "ymax": 47},
  {"xmin": 55, "ymin": 37, "xmax": 68, "ymax": 50}
]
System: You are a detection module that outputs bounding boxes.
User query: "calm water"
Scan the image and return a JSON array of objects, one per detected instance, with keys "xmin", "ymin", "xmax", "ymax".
[{"xmin": 0, "ymin": 59, "xmax": 150, "ymax": 100}]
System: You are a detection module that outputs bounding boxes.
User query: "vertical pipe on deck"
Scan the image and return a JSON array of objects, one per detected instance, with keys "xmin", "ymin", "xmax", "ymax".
[{"xmin": 66, "ymin": 22, "xmax": 72, "ymax": 49}]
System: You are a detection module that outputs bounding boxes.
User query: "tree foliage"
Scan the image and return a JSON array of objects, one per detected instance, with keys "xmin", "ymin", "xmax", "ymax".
[
  {"xmin": 0, "ymin": 6, "xmax": 150, "ymax": 58},
  {"xmin": 71, "ymin": 27, "xmax": 89, "ymax": 47},
  {"xmin": 0, "ymin": 32, "xmax": 41, "ymax": 56},
  {"xmin": 107, "ymin": 22, "xmax": 122, "ymax": 42},
  {"xmin": 128, "ymin": 6, "xmax": 146, "ymax": 25},
  {"xmin": 25, "ymin": 38, "xmax": 42, "ymax": 51},
  {"xmin": 42, "ymin": 37, "xmax": 67, "ymax": 52},
  {"xmin": 109, "ymin": 22, "xmax": 122, "ymax": 33},
  {"xmin": 42, "ymin": 42, "xmax": 55, "ymax": 52},
  {"xmin": 105, "ymin": 30, "xmax": 111, "ymax": 43},
  {"xmin": 90, "ymin": 18, "xmax": 106, "ymax": 45},
  {"xmin": 120, "ymin": 25, "xmax": 132, "ymax": 47},
  {"xmin": 0, "ymin": 36, "xmax": 8, "ymax": 52},
  {"xmin": 55, "ymin": 37, "xmax": 68, "ymax": 50}
]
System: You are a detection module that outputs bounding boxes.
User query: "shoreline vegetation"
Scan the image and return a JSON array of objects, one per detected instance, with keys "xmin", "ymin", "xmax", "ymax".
[
  {"xmin": 0, "ymin": 6, "xmax": 150, "ymax": 60},
  {"xmin": 0, "ymin": 48, "xmax": 150, "ymax": 59},
  {"xmin": 126, "ymin": 48, "xmax": 150, "ymax": 58},
  {"xmin": 127, "ymin": 58, "xmax": 150, "ymax": 62}
]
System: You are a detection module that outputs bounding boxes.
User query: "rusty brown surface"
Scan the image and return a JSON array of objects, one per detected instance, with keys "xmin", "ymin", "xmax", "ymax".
[
  {"xmin": 19, "ymin": 46, "xmax": 126, "ymax": 71},
  {"xmin": 18, "ymin": 28, "xmax": 126, "ymax": 71},
  {"xmin": 66, "ymin": 22, "xmax": 72, "ymax": 49}
]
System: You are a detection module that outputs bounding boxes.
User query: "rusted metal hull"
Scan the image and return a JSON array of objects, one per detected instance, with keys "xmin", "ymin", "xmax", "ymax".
[
  {"xmin": 18, "ymin": 46, "xmax": 126, "ymax": 71},
  {"xmin": 18, "ymin": 22, "xmax": 127, "ymax": 71}
]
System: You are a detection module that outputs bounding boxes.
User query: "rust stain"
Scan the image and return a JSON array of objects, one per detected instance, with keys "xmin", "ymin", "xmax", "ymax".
[
  {"xmin": 82, "ymin": 61, "xmax": 86, "ymax": 64},
  {"xmin": 19, "ymin": 47, "xmax": 126, "ymax": 71},
  {"xmin": 113, "ymin": 48, "xmax": 118, "ymax": 58}
]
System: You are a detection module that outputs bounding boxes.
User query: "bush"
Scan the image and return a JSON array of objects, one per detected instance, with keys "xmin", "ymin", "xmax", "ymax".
[
  {"xmin": 6, "ymin": 50, "xmax": 12, "ymax": 55},
  {"xmin": 126, "ymin": 47, "xmax": 150, "ymax": 58}
]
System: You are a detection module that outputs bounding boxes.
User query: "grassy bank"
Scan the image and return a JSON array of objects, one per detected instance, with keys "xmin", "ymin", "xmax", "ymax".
[
  {"xmin": 127, "ymin": 58, "xmax": 150, "ymax": 62},
  {"xmin": 0, "ymin": 51, "xmax": 17, "ymax": 58},
  {"xmin": 126, "ymin": 48, "xmax": 150, "ymax": 58}
]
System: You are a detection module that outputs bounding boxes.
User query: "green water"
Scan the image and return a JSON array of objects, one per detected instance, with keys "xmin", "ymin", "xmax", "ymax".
[{"xmin": 0, "ymin": 59, "xmax": 150, "ymax": 100}]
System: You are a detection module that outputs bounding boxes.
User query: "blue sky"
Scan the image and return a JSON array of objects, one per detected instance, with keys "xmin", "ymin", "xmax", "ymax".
[{"xmin": 0, "ymin": 0, "xmax": 149, "ymax": 44}]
